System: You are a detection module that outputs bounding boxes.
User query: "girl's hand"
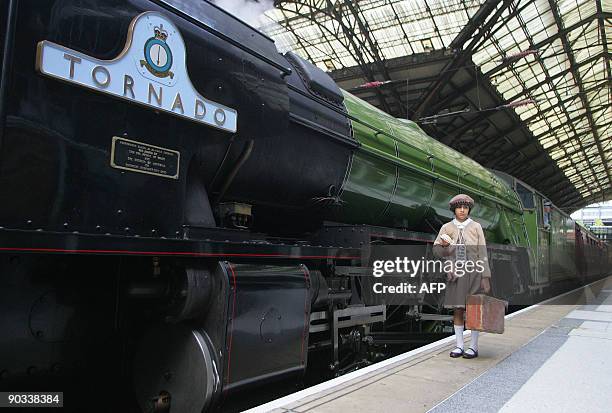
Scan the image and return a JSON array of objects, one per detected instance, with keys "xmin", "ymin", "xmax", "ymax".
[{"xmin": 480, "ymin": 278, "xmax": 491, "ymax": 294}]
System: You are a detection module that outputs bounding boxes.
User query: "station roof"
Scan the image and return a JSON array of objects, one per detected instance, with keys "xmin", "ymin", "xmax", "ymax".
[{"xmin": 262, "ymin": 0, "xmax": 611, "ymax": 212}]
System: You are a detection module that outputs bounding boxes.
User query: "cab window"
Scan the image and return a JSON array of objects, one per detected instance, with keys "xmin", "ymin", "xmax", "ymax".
[{"xmin": 516, "ymin": 182, "xmax": 535, "ymax": 209}]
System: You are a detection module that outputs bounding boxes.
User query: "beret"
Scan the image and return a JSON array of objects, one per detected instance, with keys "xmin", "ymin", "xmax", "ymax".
[{"xmin": 449, "ymin": 194, "xmax": 474, "ymax": 210}]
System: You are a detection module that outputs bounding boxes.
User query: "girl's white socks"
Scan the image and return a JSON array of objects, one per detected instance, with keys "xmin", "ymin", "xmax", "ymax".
[
  {"xmin": 470, "ymin": 330, "xmax": 480, "ymax": 351},
  {"xmin": 454, "ymin": 324, "xmax": 464, "ymax": 350}
]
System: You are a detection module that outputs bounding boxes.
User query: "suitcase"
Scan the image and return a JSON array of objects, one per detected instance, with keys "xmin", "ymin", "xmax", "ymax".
[{"xmin": 465, "ymin": 294, "xmax": 508, "ymax": 334}]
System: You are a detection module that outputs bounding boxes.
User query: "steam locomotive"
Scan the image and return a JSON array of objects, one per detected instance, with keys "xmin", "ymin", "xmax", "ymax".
[{"xmin": 0, "ymin": 0, "xmax": 609, "ymax": 411}]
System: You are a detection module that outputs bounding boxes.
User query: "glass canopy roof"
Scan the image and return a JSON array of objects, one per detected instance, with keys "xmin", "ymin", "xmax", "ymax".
[
  {"xmin": 261, "ymin": 0, "xmax": 611, "ymax": 209},
  {"xmin": 264, "ymin": 0, "xmax": 483, "ymax": 68}
]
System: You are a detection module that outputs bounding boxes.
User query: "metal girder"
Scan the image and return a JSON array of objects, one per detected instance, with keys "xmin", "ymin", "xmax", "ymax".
[
  {"xmin": 438, "ymin": 12, "xmax": 608, "ymax": 111},
  {"xmin": 574, "ymin": 188, "xmax": 612, "ymax": 204},
  {"xmin": 544, "ymin": 162, "xmax": 603, "ymax": 191},
  {"xmin": 548, "ymin": 0, "xmax": 612, "ymax": 191},
  {"xmin": 488, "ymin": 136, "xmax": 592, "ymax": 173},
  {"xmin": 280, "ymin": 0, "xmax": 405, "ymax": 114},
  {"xmin": 534, "ymin": 158, "xmax": 608, "ymax": 190},
  {"xmin": 471, "ymin": 81, "xmax": 608, "ymax": 161},
  {"xmin": 444, "ymin": 52, "xmax": 606, "ymax": 146},
  {"xmin": 496, "ymin": 119, "xmax": 608, "ymax": 169},
  {"xmin": 549, "ymin": 122, "xmax": 612, "ymax": 157},
  {"xmin": 558, "ymin": 189, "xmax": 592, "ymax": 207},
  {"xmin": 596, "ymin": 0, "xmax": 612, "ymax": 112},
  {"xmin": 504, "ymin": 158, "xmax": 545, "ymax": 178},
  {"xmin": 499, "ymin": 53, "xmax": 607, "ymax": 105},
  {"xmin": 386, "ymin": 0, "xmax": 415, "ymax": 54},
  {"xmin": 424, "ymin": 0, "xmax": 445, "ymax": 47},
  {"xmin": 275, "ymin": 0, "xmax": 393, "ymax": 113},
  {"xmin": 450, "ymin": 0, "xmax": 505, "ymax": 50},
  {"xmin": 553, "ymin": 185, "xmax": 582, "ymax": 202},
  {"xmin": 411, "ymin": 0, "xmax": 513, "ymax": 120},
  {"xmin": 274, "ymin": 0, "xmax": 338, "ymax": 24},
  {"xmin": 470, "ymin": 23, "xmax": 607, "ymax": 158},
  {"xmin": 568, "ymin": 188, "xmax": 612, "ymax": 210},
  {"xmin": 546, "ymin": 178, "xmax": 581, "ymax": 197},
  {"xmin": 533, "ymin": 170, "xmax": 571, "ymax": 189},
  {"xmin": 504, "ymin": 150, "xmax": 608, "ymax": 184},
  {"xmin": 523, "ymin": 98, "xmax": 609, "ymax": 143},
  {"xmin": 328, "ymin": 2, "xmax": 393, "ymax": 113},
  {"xmin": 565, "ymin": 162, "xmax": 608, "ymax": 182},
  {"xmin": 508, "ymin": 153, "xmax": 608, "ymax": 185},
  {"xmin": 557, "ymin": 191, "xmax": 585, "ymax": 207},
  {"xmin": 323, "ymin": 0, "xmax": 394, "ymax": 112},
  {"xmin": 487, "ymin": 115, "xmax": 612, "ymax": 169},
  {"xmin": 275, "ymin": 2, "xmax": 354, "ymax": 61},
  {"xmin": 486, "ymin": 12, "xmax": 608, "ymax": 78},
  {"xmin": 440, "ymin": 50, "xmax": 605, "ymax": 141},
  {"xmin": 279, "ymin": 14, "xmax": 316, "ymax": 63},
  {"xmin": 532, "ymin": 168, "xmax": 569, "ymax": 185},
  {"xmin": 470, "ymin": 38, "xmax": 593, "ymax": 193},
  {"xmin": 430, "ymin": 0, "xmax": 545, "ymax": 114},
  {"xmin": 532, "ymin": 160, "xmax": 593, "ymax": 187},
  {"xmin": 342, "ymin": 0, "xmax": 408, "ymax": 115},
  {"xmin": 530, "ymin": 5, "xmax": 604, "ymax": 192},
  {"xmin": 439, "ymin": 81, "xmax": 524, "ymax": 146}
]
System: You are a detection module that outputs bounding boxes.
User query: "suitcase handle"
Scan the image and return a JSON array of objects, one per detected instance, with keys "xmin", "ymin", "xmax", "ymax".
[
  {"xmin": 472, "ymin": 292, "xmax": 509, "ymax": 310},
  {"xmin": 477, "ymin": 278, "xmax": 508, "ymax": 308},
  {"xmin": 476, "ymin": 277, "xmax": 508, "ymax": 311}
]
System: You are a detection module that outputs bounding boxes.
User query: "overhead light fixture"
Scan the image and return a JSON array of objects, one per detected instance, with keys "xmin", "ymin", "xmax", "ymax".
[
  {"xmin": 421, "ymin": 38, "xmax": 433, "ymax": 52},
  {"xmin": 500, "ymin": 49, "xmax": 540, "ymax": 63},
  {"xmin": 323, "ymin": 59, "xmax": 336, "ymax": 71},
  {"xmin": 502, "ymin": 98, "xmax": 537, "ymax": 109},
  {"xmin": 356, "ymin": 80, "xmax": 392, "ymax": 89}
]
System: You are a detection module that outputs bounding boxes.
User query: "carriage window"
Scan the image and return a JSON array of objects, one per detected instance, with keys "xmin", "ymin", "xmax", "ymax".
[{"xmin": 516, "ymin": 183, "xmax": 535, "ymax": 209}]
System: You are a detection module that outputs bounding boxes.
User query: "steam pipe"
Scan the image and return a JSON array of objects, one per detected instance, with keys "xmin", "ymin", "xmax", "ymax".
[{"xmin": 214, "ymin": 139, "xmax": 254, "ymax": 204}]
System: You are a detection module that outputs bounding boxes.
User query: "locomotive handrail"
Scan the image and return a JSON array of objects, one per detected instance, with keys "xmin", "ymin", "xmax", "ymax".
[{"xmin": 288, "ymin": 113, "xmax": 360, "ymax": 149}]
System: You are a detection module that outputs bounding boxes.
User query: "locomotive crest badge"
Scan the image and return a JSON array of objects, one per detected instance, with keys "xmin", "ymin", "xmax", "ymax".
[
  {"xmin": 35, "ymin": 12, "xmax": 238, "ymax": 133},
  {"xmin": 140, "ymin": 24, "xmax": 174, "ymax": 79}
]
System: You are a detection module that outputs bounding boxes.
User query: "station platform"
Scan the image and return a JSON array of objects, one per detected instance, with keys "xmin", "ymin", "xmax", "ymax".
[{"xmin": 246, "ymin": 275, "xmax": 612, "ymax": 413}]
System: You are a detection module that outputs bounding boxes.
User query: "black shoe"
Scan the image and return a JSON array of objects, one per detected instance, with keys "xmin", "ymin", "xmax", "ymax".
[
  {"xmin": 449, "ymin": 347, "xmax": 464, "ymax": 358},
  {"xmin": 462, "ymin": 348, "xmax": 478, "ymax": 359}
]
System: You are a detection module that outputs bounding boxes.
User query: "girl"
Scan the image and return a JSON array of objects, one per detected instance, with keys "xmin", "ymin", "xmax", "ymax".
[{"xmin": 434, "ymin": 194, "xmax": 491, "ymax": 359}]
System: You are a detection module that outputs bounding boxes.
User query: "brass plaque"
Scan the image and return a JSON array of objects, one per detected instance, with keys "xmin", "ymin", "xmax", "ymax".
[{"xmin": 110, "ymin": 136, "xmax": 180, "ymax": 179}]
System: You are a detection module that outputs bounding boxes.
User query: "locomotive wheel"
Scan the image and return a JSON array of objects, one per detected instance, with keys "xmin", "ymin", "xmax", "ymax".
[{"xmin": 133, "ymin": 324, "xmax": 218, "ymax": 413}]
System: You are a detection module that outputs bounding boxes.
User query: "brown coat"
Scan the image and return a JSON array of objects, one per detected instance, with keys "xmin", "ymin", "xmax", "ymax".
[{"xmin": 433, "ymin": 219, "xmax": 491, "ymax": 309}]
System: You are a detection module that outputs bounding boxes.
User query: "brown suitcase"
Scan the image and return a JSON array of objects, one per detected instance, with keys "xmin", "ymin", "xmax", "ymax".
[{"xmin": 465, "ymin": 294, "xmax": 507, "ymax": 334}]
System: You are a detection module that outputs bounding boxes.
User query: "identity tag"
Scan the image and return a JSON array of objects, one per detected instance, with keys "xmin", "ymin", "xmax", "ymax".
[{"xmin": 455, "ymin": 243, "xmax": 467, "ymax": 261}]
